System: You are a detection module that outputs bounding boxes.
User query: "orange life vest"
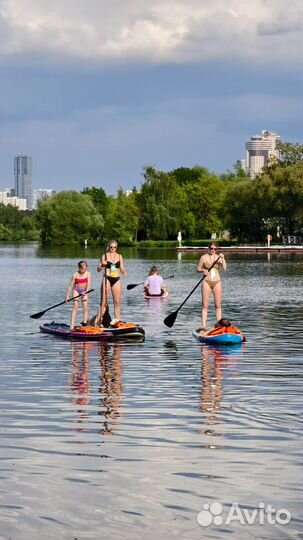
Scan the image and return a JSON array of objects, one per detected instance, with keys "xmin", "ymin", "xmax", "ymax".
[
  {"xmin": 74, "ymin": 326, "xmax": 105, "ymax": 334},
  {"xmin": 205, "ymin": 325, "xmax": 242, "ymax": 337}
]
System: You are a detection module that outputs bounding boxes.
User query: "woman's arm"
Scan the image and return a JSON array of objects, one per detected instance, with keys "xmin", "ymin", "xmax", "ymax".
[
  {"xmin": 87, "ymin": 271, "xmax": 92, "ymax": 291},
  {"xmin": 197, "ymin": 255, "xmax": 206, "ymax": 273},
  {"xmin": 119, "ymin": 255, "xmax": 127, "ymax": 276},
  {"xmin": 160, "ymin": 277, "xmax": 167, "ymax": 291},
  {"xmin": 97, "ymin": 254, "xmax": 106, "ymax": 272},
  {"xmin": 218, "ymin": 253, "xmax": 227, "ymax": 271},
  {"xmin": 66, "ymin": 274, "xmax": 75, "ymax": 301}
]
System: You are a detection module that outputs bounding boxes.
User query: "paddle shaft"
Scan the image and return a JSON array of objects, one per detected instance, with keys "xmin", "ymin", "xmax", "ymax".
[
  {"xmin": 127, "ymin": 275, "xmax": 175, "ymax": 290},
  {"xmin": 102, "ymin": 270, "xmax": 112, "ymax": 326},
  {"xmin": 30, "ymin": 288, "xmax": 94, "ymax": 318},
  {"xmin": 163, "ymin": 256, "xmax": 222, "ymax": 327},
  {"xmin": 177, "ymin": 256, "xmax": 222, "ymax": 312}
]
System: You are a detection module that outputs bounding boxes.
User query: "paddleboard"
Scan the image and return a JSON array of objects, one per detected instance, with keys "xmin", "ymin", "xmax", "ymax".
[
  {"xmin": 144, "ymin": 290, "xmax": 169, "ymax": 299},
  {"xmin": 40, "ymin": 322, "xmax": 145, "ymax": 341},
  {"xmin": 192, "ymin": 328, "xmax": 244, "ymax": 345}
]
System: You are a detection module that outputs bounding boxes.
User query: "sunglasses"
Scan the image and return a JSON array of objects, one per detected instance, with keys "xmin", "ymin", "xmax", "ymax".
[
  {"xmin": 110, "ymin": 245, "xmax": 117, "ymax": 249},
  {"xmin": 209, "ymin": 247, "xmax": 217, "ymax": 251}
]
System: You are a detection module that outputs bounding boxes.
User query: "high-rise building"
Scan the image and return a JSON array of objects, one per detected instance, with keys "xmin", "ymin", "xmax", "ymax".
[
  {"xmin": 245, "ymin": 130, "xmax": 281, "ymax": 178},
  {"xmin": 14, "ymin": 154, "xmax": 33, "ymax": 210}
]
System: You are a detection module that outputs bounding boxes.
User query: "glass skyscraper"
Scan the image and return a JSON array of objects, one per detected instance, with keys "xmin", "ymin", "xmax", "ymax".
[{"xmin": 14, "ymin": 154, "xmax": 33, "ymax": 210}]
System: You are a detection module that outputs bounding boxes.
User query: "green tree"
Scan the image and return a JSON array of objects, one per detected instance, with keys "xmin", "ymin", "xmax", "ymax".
[
  {"xmin": 20, "ymin": 215, "xmax": 40, "ymax": 240},
  {"xmin": 35, "ymin": 191, "xmax": 104, "ymax": 245},
  {"xmin": 220, "ymin": 160, "xmax": 249, "ymax": 182},
  {"xmin": 0, "ymin": 223, "xmax": 13, "ymax": 240},
  {"xmin": 0, "ymin": 204, "xmax": 38, "ymax": 240},
  {"xmin": 255, "ymin": 157, "xmax": 303, "ymax": 235},
  {"xmin": 224, "ymin": 179, "xmax": 263, "ymax": 241},
  {"xmin": 104, "ymin": 188, "xmax": 140, "ymax": 243},
  {"xmin": 170, "ymin": 166, "xmax": 208, "ymax": 185},
  {"xmin": 276, "ymin": 142, "xmax": 303, "ymax": 166},
  {"xmin": 140, "ymin": 166, "xmax": 187, "ymax": 240},
  {"xmin": 81, "ymin": 186, "xmax": 107, "ymax": 216},
  {"xmin": 224, "ymin": 141, "xmax": 303, "ymax": 240},
  {"xmin": 184, "ymin": 173, "xmax": 225, "ymax": 237}
]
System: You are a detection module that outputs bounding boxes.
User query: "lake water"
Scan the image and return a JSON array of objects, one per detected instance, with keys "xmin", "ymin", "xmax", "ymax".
[{"xmin": 0, "ymin": 243, "xmax": 302, "ymax": 540}]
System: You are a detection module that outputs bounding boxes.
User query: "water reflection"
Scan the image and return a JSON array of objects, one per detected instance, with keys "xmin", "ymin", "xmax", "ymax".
[
  {"xmin": 67, "ymin": 341, "xmax": 123, "ymax": 437},
  {"xmin": 200, "ymin": 344, "xmax": 242, "ymax": 436},
  {"xmin": 1, "ymin": 246, "xmax": 302, "ymax": 540},
  {"xmin": 68, "ymin": 342, "xmax": 91, "ymax": 433},
  {"xmin": 98, "ymin": 342, "xmax": 123, "ymax": 436}
]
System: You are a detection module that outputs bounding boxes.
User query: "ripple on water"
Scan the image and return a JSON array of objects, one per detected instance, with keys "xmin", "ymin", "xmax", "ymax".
[{"xmin": 0, "ymin": 250, "xmax": 302, "ymax": 539}]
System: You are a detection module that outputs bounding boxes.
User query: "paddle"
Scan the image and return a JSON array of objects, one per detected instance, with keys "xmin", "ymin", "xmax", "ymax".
[
  {"xmin": 102, "ymin": 274, "xmax": 112, "ymax": 327},
  {"xmin": 163, "ymin": 256, "xmax": 222, "ymax": 328},
  {"xmin": 30, "ymin": 289, "xmax": 95, "ymax": 319},
  {"xmin": 127, "ymin": 275, "xmax": 175, "ymax": 291}
]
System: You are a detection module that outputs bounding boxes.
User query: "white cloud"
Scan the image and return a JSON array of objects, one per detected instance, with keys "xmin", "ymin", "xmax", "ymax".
[{"xmin": 0, "ymin": 0, "xmax": 301, "ymax": 65}]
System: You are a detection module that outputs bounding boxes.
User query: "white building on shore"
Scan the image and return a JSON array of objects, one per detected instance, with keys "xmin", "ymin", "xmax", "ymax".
[
  {"xmin": 0, "ymin": 189, "xmax": 27, "ymax": 210},
  {"xmin": 33, "ymin": 189, "xmax": 56, "ymax": 209},
  {"xmin": 245, "ymin": 130, "xmax": 281, "ymax": 178},
  {"xmin": 0, "ymin": 187, "xmax": 56, "ymax": 210}
]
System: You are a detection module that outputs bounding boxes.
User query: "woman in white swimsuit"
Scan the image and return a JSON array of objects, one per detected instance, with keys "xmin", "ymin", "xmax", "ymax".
[{"xmin": 197, "ymin": 242, "xmax": 227, "ymax": 330}]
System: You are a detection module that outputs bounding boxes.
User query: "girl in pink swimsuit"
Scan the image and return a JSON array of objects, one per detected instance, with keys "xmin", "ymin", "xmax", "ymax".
[
  {"xmin": 66, "ymin": 260, "xmax": 91, "ymax": 330},
  {"xmin": 197, "ymin": 242, "xmax": 227, "ymax": 330}
]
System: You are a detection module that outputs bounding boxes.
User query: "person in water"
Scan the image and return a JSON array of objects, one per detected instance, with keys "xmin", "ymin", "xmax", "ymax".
[
  {"xmin": 96, "ymin": 240, "xmax": 127, "ymax": 326},
  {"xmin": 144, "ymin": 265, "xmax": 167, "ymax": 296},
  {"xmin": 197, "ymin": 242, "xmax": 227, "ymax": 330},
  {"xmin": 66, "ymin": 260, "xmax": 91, "ymax": 330}
]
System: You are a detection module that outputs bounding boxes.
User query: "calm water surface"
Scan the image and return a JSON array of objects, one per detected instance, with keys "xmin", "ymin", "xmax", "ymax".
[{"xmin": 0, "ymin": 244, "xmax": 302, "ymax": 540}]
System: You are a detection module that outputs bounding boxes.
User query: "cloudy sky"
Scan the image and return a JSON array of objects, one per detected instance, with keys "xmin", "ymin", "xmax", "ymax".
[{"xmin": 0, "ymin": 0, "xmax": 301, "ymax": 193}]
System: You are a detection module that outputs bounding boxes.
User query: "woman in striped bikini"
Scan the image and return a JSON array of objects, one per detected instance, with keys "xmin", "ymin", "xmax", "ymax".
[
  {"xmin": 66, "ymin": 260, "xmax": 91, "ymax": 330},
  {"xmin": 197, "ymin": 242, "xmax": 227, "ymax": 331}
]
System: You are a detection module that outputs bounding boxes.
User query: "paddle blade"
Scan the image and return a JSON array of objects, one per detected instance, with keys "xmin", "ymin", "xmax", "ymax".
[
  {"xmin": 163, "ymin": 310, "xmax": 178, "ymax": 328},
  {"xmin": 126, "ymin": 283, "xmax": 138, "ymax": 290},
  {"xmin": 30, "ymin": 310, "xmax": 46, "ymax": 319},
  {"xmin": 88, "ymin": 314, "xmax": 97, "ymax": 326},
  {"xmin": 102, "ymin": 305, "xmax": 112, "ymax": 328}
]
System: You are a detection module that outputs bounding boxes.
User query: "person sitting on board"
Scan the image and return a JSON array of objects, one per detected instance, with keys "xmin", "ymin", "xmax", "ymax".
[
  {"xmin": 144, "ymin": 265, "xmax": 167, "ymax": 296},
  {"xmin": 197, "ymin": 242, "xmax": 227, "ymax": 331},
  {"xmin": 199, "ymin": 318, "xmax": 246, "ymax": 341},
  {"xmin": 65, "ymin": 260, "xmax": 91, "ymax": 330}
]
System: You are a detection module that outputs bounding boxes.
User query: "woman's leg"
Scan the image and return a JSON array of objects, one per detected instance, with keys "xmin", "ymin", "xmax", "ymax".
[
  {"xmin": 201, "ymin": 281, "xmax": 211, "ymax": 330},
  {"xmin": 70, "ymin": 295, "xmax": 79, "ymax": 329},
  {"xmin": 213, "ymin": 282, "xmax": 222, "ymax": 322},
  {"xmin": 111, "ymin": 280, "xmax": 122, "ymax": 320},
  {"xmin": 81, "ymin": 294, "xmax": 88, "ymax": 324}
]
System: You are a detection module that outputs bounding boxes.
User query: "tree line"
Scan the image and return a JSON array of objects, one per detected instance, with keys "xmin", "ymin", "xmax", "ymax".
[{"xmin": 1, "ymin": 142, "xmax": 302, "ymax": 244}]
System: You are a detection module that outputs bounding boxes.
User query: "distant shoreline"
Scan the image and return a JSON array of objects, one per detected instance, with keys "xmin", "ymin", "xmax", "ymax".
[{"xmin": 177, "ymin": 245, "xmax": 303, "ymax": 254}]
